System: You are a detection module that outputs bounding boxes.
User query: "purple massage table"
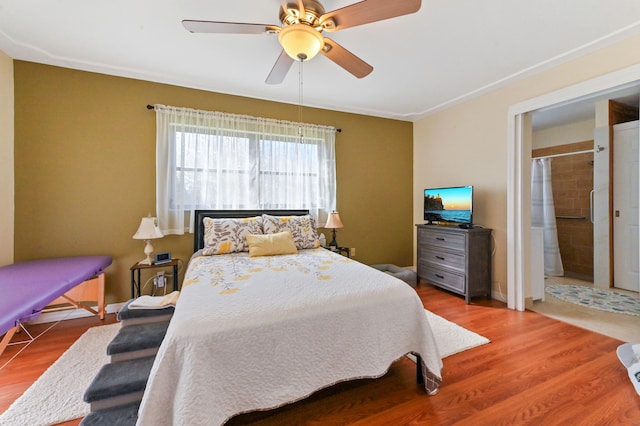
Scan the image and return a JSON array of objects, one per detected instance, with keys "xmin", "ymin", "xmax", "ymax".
[{"xmin": 0, "ymin": 256, "xmax": 112, "ymax": 356}]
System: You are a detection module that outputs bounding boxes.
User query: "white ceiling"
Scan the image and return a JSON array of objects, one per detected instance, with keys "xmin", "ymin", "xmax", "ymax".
[{"xmin": 1, "ymin": 0, "xmax": 640, "ymax": 123}]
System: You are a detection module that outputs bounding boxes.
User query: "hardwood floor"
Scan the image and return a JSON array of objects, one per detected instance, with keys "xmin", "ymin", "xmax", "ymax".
[
  {"xmin": 0, "ymin": 314, "xmax": 118, "ymax": 426},
  {"xmin": 1, "ymin": 285, "xmax": 638, "ymax": 425}
]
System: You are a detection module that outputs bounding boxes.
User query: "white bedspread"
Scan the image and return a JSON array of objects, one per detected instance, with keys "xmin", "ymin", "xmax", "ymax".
[{"xmin": 137, "ymin": 248, "xmax": 442, "ymax": 426}]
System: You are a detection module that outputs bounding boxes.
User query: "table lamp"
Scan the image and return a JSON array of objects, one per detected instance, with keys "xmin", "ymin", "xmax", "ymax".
[
  {"xmin": 133, "ymin": 215, "xmax": 164, "ymax": 265},
  {"xmin": 324, "ymin": 211, "xmax": 344, "ymax": 248}
]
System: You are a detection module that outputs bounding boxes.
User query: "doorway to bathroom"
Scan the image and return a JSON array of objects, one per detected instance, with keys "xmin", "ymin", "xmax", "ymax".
[
  {"xmin": 527, "ymin": 97, "xmax": 640, "ymax": 341},
  {"xmin": 530, "ymin": 98, "xmax": 639, "ymax": 292},
  {"xmin": 530, "ymin": 114, "xmax": 640, "ymax": 342},
  {"xmin": 531, "ymin": 141, "xmax": 594, "ymax": 282}
]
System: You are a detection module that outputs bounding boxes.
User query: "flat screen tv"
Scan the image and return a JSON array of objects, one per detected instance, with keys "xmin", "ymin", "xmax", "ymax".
[{"xmin": 424, "ymin": 185, "xmax": 473, "ymax": 227}]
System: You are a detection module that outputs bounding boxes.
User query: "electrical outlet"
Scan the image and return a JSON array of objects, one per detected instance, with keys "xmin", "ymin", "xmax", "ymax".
[
  {"xmin": 350, "ymin": 248, "xmax": 356, "ymax": 257},
  {"xmin": 155, "ymin": 272, "xmax": 166, "ymax": 288}
]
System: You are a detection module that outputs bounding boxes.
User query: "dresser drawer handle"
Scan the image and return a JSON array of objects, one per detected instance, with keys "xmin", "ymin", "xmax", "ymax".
[
  {"xmin": 436, "ymin": 237, "xmax": 445, "ymax": 241},
  {"xmin": 435, "ymin": 256, "xmax": 445, "ymax": 260},
  {"xmin": 435, "ymin": 274, "xmax": 445, "ymax": 279}
]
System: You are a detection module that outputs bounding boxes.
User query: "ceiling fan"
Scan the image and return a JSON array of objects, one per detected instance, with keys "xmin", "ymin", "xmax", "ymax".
[{"xmin": 182, "ymin": 0, "xmax": 422, "ymax": 84}]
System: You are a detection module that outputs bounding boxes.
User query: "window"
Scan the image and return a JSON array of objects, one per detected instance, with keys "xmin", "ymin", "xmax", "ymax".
[{"xmin": 154, "ymin": 105, "xmax": 336, "ymax": 234}]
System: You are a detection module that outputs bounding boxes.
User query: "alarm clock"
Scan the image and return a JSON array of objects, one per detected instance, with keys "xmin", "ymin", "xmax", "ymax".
[{"xmin": 154, "ymin": 251, "xmax": 172, "ymax": 265}]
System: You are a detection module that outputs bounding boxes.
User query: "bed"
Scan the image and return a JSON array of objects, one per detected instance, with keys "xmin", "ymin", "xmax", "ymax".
[
  {"xmin": 136, "ymin": 210, "xmax": 442, "ymax": 425},
  {"xmin": 0, "ymin": 255, "xmax": 112, "ymax": 356}
]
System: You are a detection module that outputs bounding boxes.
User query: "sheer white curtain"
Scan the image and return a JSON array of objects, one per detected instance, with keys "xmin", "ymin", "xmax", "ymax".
[
  {"xmin": 155, "ymin": 104, "xmax": 337, "ymax": 234},
  {"xmin": 531, "ymin": 158, "xmax": 564, "ymax": 276}
]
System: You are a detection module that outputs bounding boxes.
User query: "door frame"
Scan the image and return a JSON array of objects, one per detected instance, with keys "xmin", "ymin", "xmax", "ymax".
[{"xmin": 507, "ymin": 63, "xmax": 640, "ymax": 311}]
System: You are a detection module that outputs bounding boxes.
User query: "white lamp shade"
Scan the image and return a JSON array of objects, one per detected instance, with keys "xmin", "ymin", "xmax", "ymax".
[
  {"xmin": 325, "ymin": 211, "xmax": 344, "ymax": 229},
  {"xmin": 133, "ymin": 216, "xmax": 163, "ymax": 265},
  {"xmin": 133, "ymin": 217, "xmax": 164, "ymax": 240},
  {"xmin": 278, "ymin": 23, "xmax": 324, "ymax": 61}
]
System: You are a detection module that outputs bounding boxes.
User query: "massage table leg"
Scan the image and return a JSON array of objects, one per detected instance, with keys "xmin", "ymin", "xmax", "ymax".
[
  {"xmin": 0, "ymin": 326, "xmax": 18, "ymax": 357},
  {"xmin": 98, "ymin": 271, "xmax": 105, "ymax": 320},
  {"xmin": 44, "ymin": 273, "xmax": 106, "ymax": 320}
]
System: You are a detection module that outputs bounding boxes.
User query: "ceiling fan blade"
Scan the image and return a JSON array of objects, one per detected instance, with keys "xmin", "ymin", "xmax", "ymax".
[
  {"xmin": 320, "ymin": 0, "xmax": 421, "ymax": 32},
  {"xmin": 182, "ymin": 20, "xmax": 276, "ymax": 34},
  {"xmin": 321, "ymin": 38, "xmax": 373, "ymax": 79},
  {"xmin": 265, "ymin": 50, "xmax": 295, "ymax": 84}
]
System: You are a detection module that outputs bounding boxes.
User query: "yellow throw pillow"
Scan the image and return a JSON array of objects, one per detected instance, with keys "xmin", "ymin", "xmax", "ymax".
[{"xmin": 246, "ymin": 230, "xmax": 298, "ymax": 257}]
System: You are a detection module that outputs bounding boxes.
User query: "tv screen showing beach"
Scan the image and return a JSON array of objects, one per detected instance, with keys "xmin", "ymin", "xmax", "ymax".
[{"xmin": 424, "ymin": 186, "xmax": 473, "ymax": 224}]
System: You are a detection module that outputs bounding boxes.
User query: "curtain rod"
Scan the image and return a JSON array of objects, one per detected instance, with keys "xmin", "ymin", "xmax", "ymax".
[
  {"xmin": 532, "ymin": 149, "xmax": 595, "ymax": 160},
  {"xmin": 146, "ymin": 104, "xmax": 342, "ymax": 133}
]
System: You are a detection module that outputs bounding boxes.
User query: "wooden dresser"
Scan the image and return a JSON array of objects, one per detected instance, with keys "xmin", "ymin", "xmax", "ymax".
[{"xmin": 416, "ymin": 224, "xmax": 492, "ymax": 304}]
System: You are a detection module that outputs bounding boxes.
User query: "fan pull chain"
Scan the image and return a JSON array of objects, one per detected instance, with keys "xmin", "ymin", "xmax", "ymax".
[{"xmin": 298, "ymin": 58, "xmax": 304, "ymax": 142}]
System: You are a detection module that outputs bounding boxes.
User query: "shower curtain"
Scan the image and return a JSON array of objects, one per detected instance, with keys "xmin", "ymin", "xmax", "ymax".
[{"xmin": 531, "ymin": 158, "xmax": 564, "ymax": 276}]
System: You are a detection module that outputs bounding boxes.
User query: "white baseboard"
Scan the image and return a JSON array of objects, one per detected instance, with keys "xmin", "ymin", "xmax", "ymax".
[{"xmin": 27, "ymin": 302, "xmax": 126, "ymax": 325}]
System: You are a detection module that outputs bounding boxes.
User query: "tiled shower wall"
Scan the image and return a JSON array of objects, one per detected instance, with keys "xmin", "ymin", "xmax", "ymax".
[{"xmin": 532, "ymin": 140, "xmax": 594, "ymax": 281}]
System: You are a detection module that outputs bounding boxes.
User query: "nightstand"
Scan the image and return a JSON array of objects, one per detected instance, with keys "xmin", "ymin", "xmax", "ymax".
[
  {"xmin": 130, "ymin": 259, "xmax": 180, "ymax": 298},
  {"xmin": 326, "ymin": 246, "xmax": 350, "ymax": 258}
]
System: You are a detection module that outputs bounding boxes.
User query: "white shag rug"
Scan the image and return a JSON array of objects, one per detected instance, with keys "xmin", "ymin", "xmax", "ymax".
[
  {"xmin": 0, "ymin": 323, "xmax": 120, "ymax": 426},
  {"xmin": 424, "ymin": 309, "xmax": 490, "ymax": 357},
  {"xmin": 0, "ymin": 310, "xmax": 489, "ymax": 425}
]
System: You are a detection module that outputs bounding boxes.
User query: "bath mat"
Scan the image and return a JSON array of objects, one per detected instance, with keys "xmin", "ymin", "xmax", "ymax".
[{"xmin": 545, "ymin": 284, "xmax": 640, "ymax": 316}]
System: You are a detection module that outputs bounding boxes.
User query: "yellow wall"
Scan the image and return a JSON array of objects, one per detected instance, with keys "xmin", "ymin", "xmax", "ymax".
[
  {"xmin": 0, "ymin": 50, "xmax": 13, "ymax": 267},
  {"xmin": 13, "ymin": 61, "xmax": 413, "ymax": 303},
  {"xmin": 414, "ymin": 33, "xmax": 640, "ymax": 300}
]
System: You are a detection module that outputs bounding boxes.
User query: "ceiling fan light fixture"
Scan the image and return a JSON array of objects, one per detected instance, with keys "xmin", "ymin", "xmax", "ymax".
[{"xmin": 278, "ymin": 23, "xmax": 324, "ymax": 61}]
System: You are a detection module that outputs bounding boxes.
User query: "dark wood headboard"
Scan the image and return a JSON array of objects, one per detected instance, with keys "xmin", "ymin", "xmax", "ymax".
[{"xmin": 193, "ymin": 209, "xmax": 310, "ymax": 252}]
